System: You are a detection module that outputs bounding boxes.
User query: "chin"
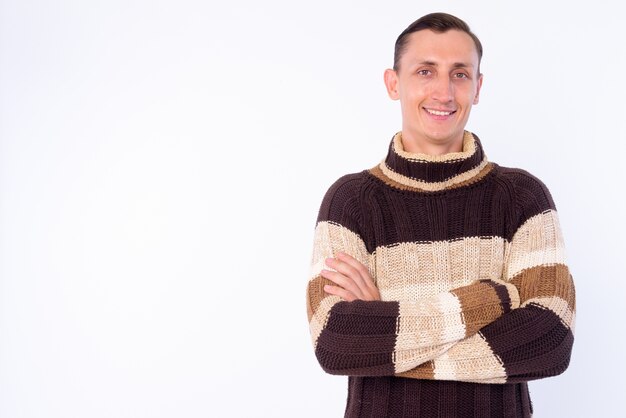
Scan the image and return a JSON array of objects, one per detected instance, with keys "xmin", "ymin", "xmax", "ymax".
[{"xmin": 426, "ymin": 132, "xmax": 456, "ymax": 144}]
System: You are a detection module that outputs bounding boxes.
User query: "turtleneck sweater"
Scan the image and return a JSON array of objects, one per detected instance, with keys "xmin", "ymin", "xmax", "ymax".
[{"xmin": 306, "ymin": 131, "xmax": 575, "ymax": 418}]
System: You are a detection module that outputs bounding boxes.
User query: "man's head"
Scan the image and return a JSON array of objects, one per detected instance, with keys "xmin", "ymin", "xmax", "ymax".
[
  {"xmin": 394, "ymin": 13, "xmax": 483, "ymax": 75},
  {"xmin": 384, "ymin": 13, "xmax": 484, "ymax": 154}
]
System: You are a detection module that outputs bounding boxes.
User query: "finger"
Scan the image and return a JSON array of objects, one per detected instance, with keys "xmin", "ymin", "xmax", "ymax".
[
  {"xmin": 336, "ymin": 252, "xmax": 371, "ymax": 280},
  {"xmin": 324, "ymin": 258, "xmax": 369, "ymax": 300},
  {"xmin": 335, "ymin": 252, "xmax": 377, "ymax": 293},
  {"xmin": 324, "ymin": 284, "xmax": 356, "ymax": 302},
  {"xmin": 325, "ymin": 257, "xmax": 366, "ymax": 291},
  {"xmin": 320, "ymin": 269, "xmax": 364, "ymax": 299}
]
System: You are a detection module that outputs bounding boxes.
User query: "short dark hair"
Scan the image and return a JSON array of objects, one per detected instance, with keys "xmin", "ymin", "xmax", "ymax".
[{"xmin": 393, "ymin": 13, "xmax": 483, "ymax": 73}]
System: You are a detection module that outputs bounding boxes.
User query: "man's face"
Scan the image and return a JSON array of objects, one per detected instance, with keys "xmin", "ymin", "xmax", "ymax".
[{"xmin": 384, "ymin": 29, "xmax": 483, "ymax": 149}]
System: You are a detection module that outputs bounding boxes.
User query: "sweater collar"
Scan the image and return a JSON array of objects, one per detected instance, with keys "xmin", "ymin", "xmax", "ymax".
[{"xmin": 370, "ymin": 131, "xmax": 492, "ymax": 192}]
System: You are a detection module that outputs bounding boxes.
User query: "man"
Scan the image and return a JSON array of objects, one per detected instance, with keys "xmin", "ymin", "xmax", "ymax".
[{"xmin": 306, "ymin": 12, "xmax": 575, "ymax": 418}]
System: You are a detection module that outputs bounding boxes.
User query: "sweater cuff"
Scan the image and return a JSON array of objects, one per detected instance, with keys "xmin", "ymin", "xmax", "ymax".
[{"xmin": 487, "ymin": 278, "xmax": 520, "ymax": 312}]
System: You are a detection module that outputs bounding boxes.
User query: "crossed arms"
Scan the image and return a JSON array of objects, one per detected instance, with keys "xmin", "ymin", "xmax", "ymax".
[{"xmin": 306, "ymin": 174, "xmax": 575, "ymax": 383}]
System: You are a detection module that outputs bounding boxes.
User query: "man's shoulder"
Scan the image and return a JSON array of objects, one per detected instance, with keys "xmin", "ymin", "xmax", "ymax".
[
  {"xmin": 324, "ymin": 170, "xmax": 370, "ymax": 197},
  {"xmin": 492, "ymin": 163, "xmax": 557, "ymax": 215},
  {"xmin": 494, "ymin": 164, "xmax": 552, "ymax": 193},
  {"xmin": 316, "ymin": 170, "xmax": 371, "ymax": 225}
]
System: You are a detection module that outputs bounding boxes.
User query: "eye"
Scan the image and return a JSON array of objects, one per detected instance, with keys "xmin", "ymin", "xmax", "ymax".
[
  {"xmin": 453, "ymin": 72, "xmax": 469, "ymax": 79},
  {"xmin": 417, "ymin": 69, "xmax": 432, "ymax": 76}
]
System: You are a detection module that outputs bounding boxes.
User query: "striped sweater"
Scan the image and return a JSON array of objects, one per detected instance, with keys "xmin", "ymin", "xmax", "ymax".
[{"xmin": 306, "ymin": 131, "xmax": 575, "ymax": 418}]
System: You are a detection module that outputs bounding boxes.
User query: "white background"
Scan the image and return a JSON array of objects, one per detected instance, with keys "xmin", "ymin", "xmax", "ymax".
[{"xmin": 1, "ymin": 1, "xmax": 625, "ymax": 417}]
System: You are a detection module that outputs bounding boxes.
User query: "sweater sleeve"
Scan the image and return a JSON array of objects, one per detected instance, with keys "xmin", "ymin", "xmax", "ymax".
[
  {"xmin": 306, "ymin": 174, "xmax": 520, "ymax": 376},
  {"xmin": 396, "ymin": 171, "xmax": 575, "ymax": 383}
]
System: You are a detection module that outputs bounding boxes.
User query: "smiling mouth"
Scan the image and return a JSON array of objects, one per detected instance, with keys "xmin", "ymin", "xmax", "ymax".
[{"xmin": 424, "ymin": 108, "xmax": 456, "ymax": 116}]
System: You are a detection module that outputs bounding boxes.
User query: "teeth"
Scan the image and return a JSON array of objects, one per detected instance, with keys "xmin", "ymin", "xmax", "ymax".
[{"xmin": 426, "ymin": 109, "xmax": 452, "ymax": 116}]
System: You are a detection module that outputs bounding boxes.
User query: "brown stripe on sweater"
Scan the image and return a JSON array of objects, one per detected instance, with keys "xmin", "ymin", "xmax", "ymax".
[
  {"xmin": 484, "ymin": 280, "xmax": 514, "ymax": 314},
  {"xmin": 451, "ymin": 281, "xmax": 508, "ymax": 334},
  {"xmin": 379, "ymin": 157, "xmax": 490, "ymax": 191},
  {"xmin": 306, "ymin": 275, "xmax": 335, "ymax": 322},
  {"xmin": 368, "ymin": 161, "xmax": 494, "ymax": 193},
  {"xmin": 510, "ymin": 264, "xmax": 575, "ymax": 312},
  {"xmin": 396, "ymin": 360, "xmax": 436, "ymax": 379}
]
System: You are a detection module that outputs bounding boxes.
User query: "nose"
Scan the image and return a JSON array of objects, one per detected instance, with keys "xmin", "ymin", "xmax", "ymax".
[{"xmin": 431, "ymin": 74, "xmax": 453, "ymax": 103}]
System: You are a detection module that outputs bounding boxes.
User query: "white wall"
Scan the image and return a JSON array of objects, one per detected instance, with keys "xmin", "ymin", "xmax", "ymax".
[{"xmin": 1, "ymin": 1, "xmax": 624, "ymax": 417}]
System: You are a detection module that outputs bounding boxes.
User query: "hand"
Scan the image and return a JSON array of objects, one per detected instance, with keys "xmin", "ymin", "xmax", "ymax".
[{"xmin": 321, "ymin": 252, "xmax": 381, "ymax": 302}]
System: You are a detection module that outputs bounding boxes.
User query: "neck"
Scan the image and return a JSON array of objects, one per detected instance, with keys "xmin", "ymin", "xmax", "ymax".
[{"xmin": 400, "ymin": 130, "xmax": 464, "ymax": 156}]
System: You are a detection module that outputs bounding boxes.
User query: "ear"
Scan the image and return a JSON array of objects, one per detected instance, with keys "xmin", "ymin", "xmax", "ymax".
[
  {"xmin": 473, "ymin": 73, "xmax": 483, "ymax": 104},
  {"xmin": 384, "ymin": 68, "xmax": 400, "ymax": 100}
]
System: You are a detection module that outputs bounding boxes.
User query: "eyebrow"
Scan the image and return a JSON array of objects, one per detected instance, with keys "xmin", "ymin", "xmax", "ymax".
[{"xmin": 418, "ymin": 60, "xmax": 474, "ymax": 69}]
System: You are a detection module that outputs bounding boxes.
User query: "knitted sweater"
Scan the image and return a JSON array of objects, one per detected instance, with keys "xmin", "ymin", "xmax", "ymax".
[{"xmin": 306, "ymin": 131, "xmax": 575, "ymax": 418}]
